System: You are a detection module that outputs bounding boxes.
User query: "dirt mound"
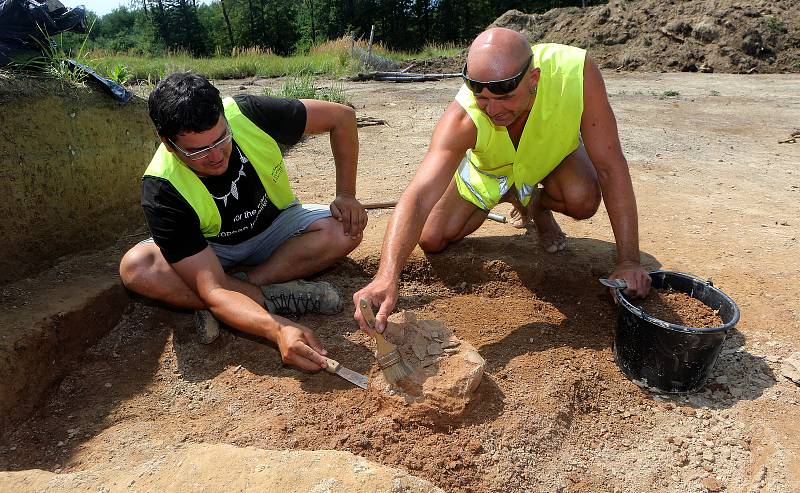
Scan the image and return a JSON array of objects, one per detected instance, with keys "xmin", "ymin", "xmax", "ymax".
[
  {"xmin": 408, "ymin": 1, "xmax": 799, "ymax": 74},
  {"xmin": 402, "ymin": 55, "xmax": 464, "ymax": 74},
  {"xmin": 492, "ymin": 0, "xmax": 799, "ymax": 73}
]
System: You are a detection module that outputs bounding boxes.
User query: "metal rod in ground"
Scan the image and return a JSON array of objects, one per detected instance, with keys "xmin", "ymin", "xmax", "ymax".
[
  {"xmin": 363, "ymin": 201, "xmax": 507, "ymax": 223},
  {"xmin": 366, "ymin": 25, "xmax": 375, "ymax": 69},
  {"xmin": 486, "ymin": 212, "xmax": 507, "ymax": 223}
]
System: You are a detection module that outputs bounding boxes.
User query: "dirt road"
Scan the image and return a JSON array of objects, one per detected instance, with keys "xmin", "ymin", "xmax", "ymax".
[{"xmin": 2, "ymin": 73, "xmax": 799, "ymax": 492}]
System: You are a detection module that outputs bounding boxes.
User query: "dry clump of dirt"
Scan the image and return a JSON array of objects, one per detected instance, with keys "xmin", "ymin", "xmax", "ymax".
[
  {"xmin": 491, "ymin": 0, "xmax": 799, "ymax": 74},
  {"xmin": 634, "ymin": 288, "xmax": 725, "ymax": 327}
]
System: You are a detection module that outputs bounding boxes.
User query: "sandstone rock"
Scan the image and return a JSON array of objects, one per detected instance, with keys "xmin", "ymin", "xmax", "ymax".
[
  {"xmin": 780, "ymin": 352, "xmax": 800, "ymax": 385},
  {"xmin": 373, "ymin": 311, "xmax": 485, "ymax": 422},
  {"xmin": 701, "ymin": 476, "xmax": 723, "ymax": 492},
  {"xmin": 0, "ymin": 443, "xmax": 443, "ymax": 493}
]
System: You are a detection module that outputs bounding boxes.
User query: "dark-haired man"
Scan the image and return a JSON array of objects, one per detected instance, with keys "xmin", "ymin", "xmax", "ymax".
[
  {"xmin": 120, "ymin": 72, "xmax": 366, "ymax": 371},
  {"xmin": 354, "ymin": 27, "xmax": 651, "ymax": 333}
]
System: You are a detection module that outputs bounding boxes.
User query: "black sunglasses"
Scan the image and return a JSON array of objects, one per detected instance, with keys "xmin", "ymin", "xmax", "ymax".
[{"xmin": 461, "ymin": 54, "xmax": 533, "ymax": 95}]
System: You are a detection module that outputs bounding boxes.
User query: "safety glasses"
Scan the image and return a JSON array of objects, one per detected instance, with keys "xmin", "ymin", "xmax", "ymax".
[
  {"xmin": 168, "ymin": 121, "xmax": 233, "ymax": 161},
  {"xmin": 461, "ymin": 54, "xmax": 533, "ymax": 95}
]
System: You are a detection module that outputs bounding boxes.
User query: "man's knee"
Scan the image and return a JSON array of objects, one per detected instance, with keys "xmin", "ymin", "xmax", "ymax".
[
  {"xmin": 119, "ymin": 246, "xmax": 157, "ymax": 290},
  {"xmin": 418, "ymin": 232, "xmax": 449, "ymax": 254},
  {"xmin": 317, "ymin": 218, "xmax": 362, "ymax": 256},
  {"xmin": 564, "ymin": 181, "xmax": 601, "ymax": 220}
]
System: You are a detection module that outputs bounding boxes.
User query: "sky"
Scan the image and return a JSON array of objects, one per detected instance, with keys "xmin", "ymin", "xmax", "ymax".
[
  {"xmin": 62, "ymin": 0, "xmax": 132, "ymax": 17},
  {"xmin": 62, "ymin": 0, "xmax": 211, "ymax": 17}
]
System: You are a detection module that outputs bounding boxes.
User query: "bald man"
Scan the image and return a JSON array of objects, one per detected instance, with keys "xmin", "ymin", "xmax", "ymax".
[{"xmin": 354, "ymin": 28, "xmax": 651, "ymax": 332}]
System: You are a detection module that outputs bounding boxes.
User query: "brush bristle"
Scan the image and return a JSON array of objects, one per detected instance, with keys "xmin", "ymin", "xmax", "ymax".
[{"xmin": 381, "ymin": 358, "xmax": 413, "ymax": 384}]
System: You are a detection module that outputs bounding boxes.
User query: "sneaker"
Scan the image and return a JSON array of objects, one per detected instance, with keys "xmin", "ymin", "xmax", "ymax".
[
  {"xmin": 195, "ymin": 309, "xmax": 220, "ymax": 344},
  {"xmin": 261, "ymin": 280, "xmax": 342, "ymax": 315}
]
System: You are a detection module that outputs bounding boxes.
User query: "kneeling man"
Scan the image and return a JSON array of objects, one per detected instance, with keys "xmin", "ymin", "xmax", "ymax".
[{"xmin": 355, "ymin": 28, "xmax": 651, "ymax": 332}]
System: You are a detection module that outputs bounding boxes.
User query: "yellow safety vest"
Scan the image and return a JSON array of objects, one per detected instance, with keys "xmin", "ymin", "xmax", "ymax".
[
  {"xmin": 455, "ymin": 43, "xmax": 586, "ymax": 209},
  {"xmin": 143, "ymin": 97, "xmax": 297, "ymax": 238}
]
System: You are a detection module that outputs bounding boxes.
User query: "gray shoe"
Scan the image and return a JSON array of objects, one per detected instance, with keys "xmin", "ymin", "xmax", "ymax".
[
  {"xmin": 261, "ymin": 280, "xmax": 342, "ymax": 315},
  {"xmin": 195, "ymin": 309, "xmax": 220, "ymax": 344}
]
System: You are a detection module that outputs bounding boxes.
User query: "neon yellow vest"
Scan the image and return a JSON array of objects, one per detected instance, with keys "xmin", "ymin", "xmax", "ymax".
[
  {"xmin": 455, "ymin": 43, "xmax": 586, "ymax": 208},
  {"xmin": 143, "ymin": 97, "xmax": 297, "ymax": 238}
]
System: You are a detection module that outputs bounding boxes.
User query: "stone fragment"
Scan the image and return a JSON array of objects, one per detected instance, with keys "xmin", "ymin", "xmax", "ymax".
[
  {"xmin": 412, "ymin": 335, "xmax": 429, "ymax": 360},
  {"xmin": 426, "ymin": 342, "xmax": 442, "ymax": 355},
  {"xmin": 442, "ymin": 340, "xmax": 460, "ymax": 349},
  {"xmin": 780, "ymin": 352, "xmax": 800, "ymax": 385},
  {"xmin": 701, "ymin": 476, "xmax": 723, "ymax": 492}
]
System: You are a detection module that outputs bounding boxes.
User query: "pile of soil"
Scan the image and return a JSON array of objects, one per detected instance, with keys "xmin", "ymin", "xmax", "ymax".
[
  {"xmin": 633, "ymin": 289, "xmax": 724, "ymax": 328},
  {"xmin": 406, "ymin": 0, "xmax": 800, "ymax": 74}
]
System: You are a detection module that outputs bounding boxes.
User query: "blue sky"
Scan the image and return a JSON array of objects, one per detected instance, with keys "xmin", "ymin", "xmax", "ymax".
[
  {"xmin": 62, "ymin": 0, "xmax": 211, "ymax": 17},
  {"xmin": 63, "ymin": 0, "xmax": 130, "ymax": 17}
]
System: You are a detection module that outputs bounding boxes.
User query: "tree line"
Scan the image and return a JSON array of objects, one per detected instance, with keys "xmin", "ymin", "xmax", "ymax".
[{"xmin": 84, "ymin": 0, "xmax": 606, "ymax": 57}]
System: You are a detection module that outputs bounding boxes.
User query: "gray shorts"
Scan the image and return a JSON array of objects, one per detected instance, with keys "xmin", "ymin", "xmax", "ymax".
[
  {"xmin": 142, "ymin": 203, "xmax": 332, "ymax": 269},
  {"xmin": 210, "ymin": 203, "xmax": 332, "ymax": 269}
]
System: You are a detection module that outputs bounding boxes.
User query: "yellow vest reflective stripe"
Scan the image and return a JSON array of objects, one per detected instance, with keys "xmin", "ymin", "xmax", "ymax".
[
  {"xmin": 143, "ymin": 97, "xmax": 297, "ymax": 238},
  {"xmin": 455, "ymin": 43, "xmax": 586, "ymax": 209}
]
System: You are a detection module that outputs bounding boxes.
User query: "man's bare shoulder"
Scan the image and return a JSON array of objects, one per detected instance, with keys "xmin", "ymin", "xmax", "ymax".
[{"xmin": 431, "ymin": 100, "xmax": 477, "ymax": 152}]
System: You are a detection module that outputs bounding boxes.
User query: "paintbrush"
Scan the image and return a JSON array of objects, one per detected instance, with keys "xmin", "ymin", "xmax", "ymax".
[{"xmin": 358, "ymin": 298, "xmax": 413, "ymax": 384}]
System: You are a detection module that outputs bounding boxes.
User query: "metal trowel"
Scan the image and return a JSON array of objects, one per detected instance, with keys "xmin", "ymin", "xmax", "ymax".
[
  {"xmin": 599, "ymin": 278, "xmax": 628, "ymax": 289},
  {"xmin": 323, "ymin": 357, "xmax": 369, "ymax": 389}
]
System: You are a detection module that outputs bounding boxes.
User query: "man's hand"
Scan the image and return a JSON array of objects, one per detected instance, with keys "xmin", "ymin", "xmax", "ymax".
[
  {"xmin": 276, "ymin": 320, "xmax": 328, "ymax": 371},
  {"xmin": 609, "ymin": 260, "xmax": 651, "ymax": 299},
  {"xmin": 331, "ymin": 194, "xmax": 368, "ymax": 239},
  {"xmin": 353, "ymin": 276, "xmax": 398, "ymax": 334}
]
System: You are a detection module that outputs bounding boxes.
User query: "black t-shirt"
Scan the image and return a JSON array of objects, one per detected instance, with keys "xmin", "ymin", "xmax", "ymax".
[{"xmin": 141, "ymin": 95, "xmax": 306, "ymax": 263}]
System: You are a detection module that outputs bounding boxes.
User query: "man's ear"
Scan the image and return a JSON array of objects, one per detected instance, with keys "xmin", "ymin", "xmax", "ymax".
[{"xmin": 529, "ymin": 67, "xmax": 541, "ymax": 90}]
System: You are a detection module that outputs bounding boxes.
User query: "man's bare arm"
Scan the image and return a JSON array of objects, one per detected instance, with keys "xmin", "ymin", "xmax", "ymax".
[
  {"xmin": 353, "ymin": 101, "xmax": 477, "ymax": 331},
  {"xmin": 172, "ymin": 247, "xmax": 329, "ymax": 370},
  {"xmin": 580, "ymin": 56, "xmax": 651, "ymax": 297},
  {"xmin": 301, "ymin": 99, "xmax": 366, "ymax": 238}
]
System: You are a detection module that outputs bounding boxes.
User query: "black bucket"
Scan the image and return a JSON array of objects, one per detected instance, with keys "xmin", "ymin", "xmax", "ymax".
[{"xmin": 613, "ymin": 270, "xmax": 740, "ymax": 394}]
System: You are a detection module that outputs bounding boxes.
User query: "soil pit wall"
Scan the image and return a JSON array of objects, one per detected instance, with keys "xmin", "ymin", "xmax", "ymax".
[{"xmin": 0, "ymin": 74, "xmax": 156, "ymax": 284}]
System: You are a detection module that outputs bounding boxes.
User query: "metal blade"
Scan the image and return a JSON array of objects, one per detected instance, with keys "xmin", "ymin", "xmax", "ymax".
[
  {"xmin": 334, "ymin": 365, "xmax": 369, "ymax": 389},
  {"xmin": 599, "ymin": 278, "xmax": 627, "ymax": 289},
  {"xmin": 324, "ymin": 357, "xmax": 369, "ymax": 389}
]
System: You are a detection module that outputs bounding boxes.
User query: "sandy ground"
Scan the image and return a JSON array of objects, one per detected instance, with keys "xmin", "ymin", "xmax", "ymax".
[{"xmin": 2, "ymin": 72, "xmax": 799, "ymax": 492}]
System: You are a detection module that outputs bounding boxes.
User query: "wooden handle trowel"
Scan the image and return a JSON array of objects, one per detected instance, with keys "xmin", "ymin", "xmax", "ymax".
[{"xmin": 323, "ymin": 356, "xmax": 369, "ymax": 389}]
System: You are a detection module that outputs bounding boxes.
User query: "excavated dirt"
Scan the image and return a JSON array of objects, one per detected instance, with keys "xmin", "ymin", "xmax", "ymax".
[
  {"xmin": 403, "ymin": 1, "xmax": 800, "ymax": 75},
  {"xmin": 634, "ymin": 289, "xmax": 725, "ymax": 328},
  {"xmin": 2, "ymin": 63, "xmax": 800, "ymax": 493}
]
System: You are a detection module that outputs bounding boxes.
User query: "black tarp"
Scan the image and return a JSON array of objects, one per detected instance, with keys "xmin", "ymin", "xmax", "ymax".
[{"xmin": 0, "ymin": 0, "xmax": 86, "ymax": 65}]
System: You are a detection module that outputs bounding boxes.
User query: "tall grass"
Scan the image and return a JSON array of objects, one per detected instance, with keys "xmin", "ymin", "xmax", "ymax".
[
  {"xmin": 92, "ymin": 50, "xmax": 344, "ymax": 82},
  {"xmin": 264, "ymin": 75, "xmax": 350, "ymax": 105},
  {"xmin": 12, "ymin": 21, "xmax": 95, "ymax": 85},
  {"xmin": 89, "ymin": 37, "xmax": 465, "ymax": 83}
]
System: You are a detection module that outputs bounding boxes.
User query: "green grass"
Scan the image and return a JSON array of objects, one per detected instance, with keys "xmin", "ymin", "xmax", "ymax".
[
  {"xmin": 106, "ymin": 63, "xmax": 133, "ymax": 85},
  {"xmin": 12, "ymin": 21, "xmax": 95, "ymax": 85},
  {"xmin": 9, "ymin": 34, "xmax": 465, "ymax": 85},
  {"xmin": 264, "ymin": 75, "xmax": 350, "ymax": 105},
  {"xmin": 92, "ymin": 50, "xmax": 348, "ymax": 83},
  {"xmin": 762, "ymin": 15, "xmax": 788, "ymax": 34},
  {"xmin": 662, "ymin": 89, "xmax": 680, "ymax": 97}
]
